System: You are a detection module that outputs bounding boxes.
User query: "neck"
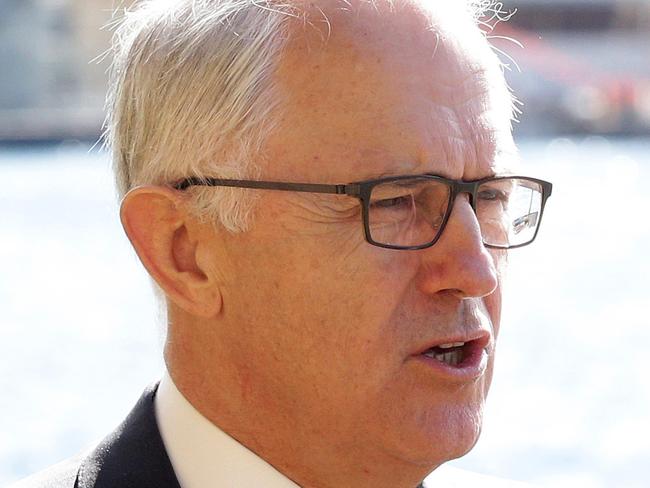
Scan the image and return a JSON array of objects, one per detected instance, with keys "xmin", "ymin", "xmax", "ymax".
[{"xmin": 164, "ymin": 330, "xmax": 432, "ymax": 488}]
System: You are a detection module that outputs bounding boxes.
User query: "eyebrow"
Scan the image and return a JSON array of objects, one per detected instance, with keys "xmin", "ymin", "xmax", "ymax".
[
  {"xmin": 379, "ymin": 177, "xmax": 434, "ymax": 188},
  {"xmin": 357, "ymin": 168, "xmax": 455, "ymax": 182},
  {"xmin": 359, "ymin": 170, "xmax": 510, "ymax": 184},
  {"xmin": 358, "ymin": 156, "xmax": 517, "ymax": 182}
]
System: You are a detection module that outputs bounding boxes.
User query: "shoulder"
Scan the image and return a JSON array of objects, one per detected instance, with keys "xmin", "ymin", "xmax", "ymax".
[
  {"xmin": 5, "ymin": 455, "xmax": 83, "ymax": 488},
  {"xmin": 7, "ymin": 382, "xmax": 178, "ymax": 488},
  {"xmin": 423, "ymin": 465, "xmax": 533, "ymax": 488}
]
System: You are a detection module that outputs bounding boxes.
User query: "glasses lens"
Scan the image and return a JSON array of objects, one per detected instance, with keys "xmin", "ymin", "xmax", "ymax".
[
  {"xmin": 477, "ymin": 178, "xmax": 544, "ymax": 248},
  {"xmin": 367, "ymin": 177, "xmax": 451, "ymax": 248}
]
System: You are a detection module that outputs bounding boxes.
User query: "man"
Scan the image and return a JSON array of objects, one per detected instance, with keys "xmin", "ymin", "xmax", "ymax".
[{"xmin": 12, "ymin": 0, "xmax": 552, "ymax": 486}]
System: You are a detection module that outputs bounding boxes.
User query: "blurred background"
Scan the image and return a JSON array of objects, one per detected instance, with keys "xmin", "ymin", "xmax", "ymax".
[{"xmin": 1, "ymin": 0, "xmax": 649, "ymax": 486}]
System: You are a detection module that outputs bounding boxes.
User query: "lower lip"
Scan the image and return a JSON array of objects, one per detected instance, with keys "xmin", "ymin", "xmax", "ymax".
[{"xmin": 412, "ymin": 342, "xmax": 489, "ymax": 381}]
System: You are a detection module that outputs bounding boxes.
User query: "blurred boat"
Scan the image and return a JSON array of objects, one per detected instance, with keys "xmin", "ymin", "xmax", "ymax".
[{"xmin": 493, "ymin": 0, "xmax": 650, "ymax": 136}]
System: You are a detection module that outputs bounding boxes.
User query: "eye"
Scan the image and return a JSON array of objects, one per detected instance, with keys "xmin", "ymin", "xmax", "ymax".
[
  {"xmin": 371, "ymin": 195, "xmax": 413, "ymax": 210},
  {"xmin": 478, "ymin": 188, "xmax": 508, "ymax": 203}
]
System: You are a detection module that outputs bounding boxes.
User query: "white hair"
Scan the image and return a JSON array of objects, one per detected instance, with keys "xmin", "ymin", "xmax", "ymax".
[
  {"xmin": 105, "ymin": 0, "xmax": 299, "ymax": 232},
  {"xmin": 105, "ymin": 0, "xmax": 508, "ymax": 233}
]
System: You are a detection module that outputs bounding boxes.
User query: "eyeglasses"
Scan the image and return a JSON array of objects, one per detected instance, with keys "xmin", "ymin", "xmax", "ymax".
[{"xmin": 174, "ymin": 174, "xmax": 553, "ymax": 250}]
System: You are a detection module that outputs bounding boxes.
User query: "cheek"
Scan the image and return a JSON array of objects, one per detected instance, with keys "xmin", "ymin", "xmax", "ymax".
[
  {"xmin": 227, "ymin": 215, "xmax": 421, "ymax": 396},
  {"xmin": 266, "ymin": 244, "xmax": 416, "ymax": 372},
  {"xmin": 297, "ymin": 248, "xmax": 416, "ymax": 346}
]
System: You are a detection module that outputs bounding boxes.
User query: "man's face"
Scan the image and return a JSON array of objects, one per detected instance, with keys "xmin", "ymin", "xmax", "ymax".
[{"xmin": 199, "ymin": 1, "xmax": 516, "ymax": 476}]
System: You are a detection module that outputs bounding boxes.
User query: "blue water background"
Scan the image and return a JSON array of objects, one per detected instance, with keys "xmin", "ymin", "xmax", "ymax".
[{"xmin": 1, "ymin": 137, "xmax": 649, "ymax": 487}]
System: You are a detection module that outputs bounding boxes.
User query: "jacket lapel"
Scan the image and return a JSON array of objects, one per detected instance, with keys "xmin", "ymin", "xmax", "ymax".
[{"xmin": 75, "ymin": 383, "xmax": 180, "ymax": 488}]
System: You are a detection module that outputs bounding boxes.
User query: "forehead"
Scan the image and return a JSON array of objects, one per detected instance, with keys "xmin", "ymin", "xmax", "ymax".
[{"xmin": 263, "ymin": 0, "xmax": 517, "ymax": 182}]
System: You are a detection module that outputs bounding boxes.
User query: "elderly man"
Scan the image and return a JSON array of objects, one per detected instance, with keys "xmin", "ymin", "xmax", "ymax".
[{"xmin": 13, "ymin": 0, "xmax": 552, "ymax": 487}]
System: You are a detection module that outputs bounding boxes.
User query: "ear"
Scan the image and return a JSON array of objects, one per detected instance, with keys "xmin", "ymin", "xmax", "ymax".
[{"xmin": 120, "ymin": 186, "xmax": 222, "ymax": 318}]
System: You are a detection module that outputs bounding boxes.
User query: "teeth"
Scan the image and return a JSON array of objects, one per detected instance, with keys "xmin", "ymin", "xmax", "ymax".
[
  {"xmin": 436, "ymin": 351, "xmax": 462, "ymax": 366},
  {"xmin": 423, "ymin": 349, "xmax": 463, "ymax": 366},
  {"xmin": 438, "ymin": 342, "xmax": 465, "ymax": 349}
]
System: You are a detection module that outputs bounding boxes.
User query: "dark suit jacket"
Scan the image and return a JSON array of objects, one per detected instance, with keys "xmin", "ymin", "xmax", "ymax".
[
  {"xmin": 9, "ymin": 383, "xmax": 427, "ymax": 488},
  {"xmin": 9, "ymin": 383, "xmax": 180, "ymax": 488}
]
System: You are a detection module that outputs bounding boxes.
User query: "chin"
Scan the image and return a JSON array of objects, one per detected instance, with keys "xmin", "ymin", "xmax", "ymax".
[
  {"xmin": 437, "ymin": 403, "xmax": 484, "ymax": 461},
  {"xmin": 393, "ymin": 395, "xmax": 487, "ymax": 468},
  {"xmin": 377, "ymin": 363, "xmax": 494, "ymax": 469}
]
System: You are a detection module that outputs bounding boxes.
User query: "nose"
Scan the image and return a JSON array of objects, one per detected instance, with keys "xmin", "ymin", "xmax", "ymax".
[{"xmin": 416, "ymin": 195, "xmax": 499, "ymax": 298}]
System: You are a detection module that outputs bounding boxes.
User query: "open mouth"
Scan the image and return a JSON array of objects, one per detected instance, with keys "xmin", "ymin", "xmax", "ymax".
[
  {"xmin": 421, "ymin": 342, "xmax": 468, "ymax": 366},
  {"xmin": 418, "ymin": 335, "xmax": 490, "ymax": 370}
]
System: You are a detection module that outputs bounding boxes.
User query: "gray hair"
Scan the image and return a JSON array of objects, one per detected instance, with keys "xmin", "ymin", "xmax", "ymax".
[
  {"xmin": 105, "ymin": 0, "xmax": 507, "ymax": 233},
  {"xmin": 106, "ymin": 0, "xmax": 298, "ymax": 232}
]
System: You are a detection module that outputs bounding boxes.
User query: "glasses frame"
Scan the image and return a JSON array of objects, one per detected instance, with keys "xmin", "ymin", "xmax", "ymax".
[{"xmin": 174, "ymin": 174, "xmax": 553, "ymax": 250}]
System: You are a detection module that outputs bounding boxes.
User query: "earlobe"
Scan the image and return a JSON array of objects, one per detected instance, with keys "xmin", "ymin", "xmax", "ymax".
[{"xmin": 120, "ymin": 186, "xmax": 223, "ymax": 318}]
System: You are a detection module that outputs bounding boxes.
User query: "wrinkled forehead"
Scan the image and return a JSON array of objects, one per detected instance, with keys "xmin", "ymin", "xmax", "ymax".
[{"xmin": 269, "ymin": 0, "xmax": 517, "ymax": 179}]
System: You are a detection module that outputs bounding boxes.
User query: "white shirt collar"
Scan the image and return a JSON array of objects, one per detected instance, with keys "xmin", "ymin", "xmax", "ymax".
[{"xmin": 154, "ymin": 370, "xmax": 300, "ymax": 488}]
